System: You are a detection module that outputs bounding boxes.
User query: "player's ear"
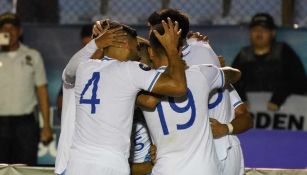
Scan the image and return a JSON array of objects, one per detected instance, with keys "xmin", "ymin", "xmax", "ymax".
[{"xmin": 147, "ymin": 47, "xmax": 155, "ymax": 61}]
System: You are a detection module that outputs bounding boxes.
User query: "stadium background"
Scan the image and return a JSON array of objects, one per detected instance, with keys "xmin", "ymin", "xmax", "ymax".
[{"xmin": 0, "ymin": 0, "xmax": 307, "ymax": 173}]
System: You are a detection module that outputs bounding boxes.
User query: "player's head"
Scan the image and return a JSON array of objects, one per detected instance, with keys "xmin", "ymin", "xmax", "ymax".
[
  {"xmin": 80, "ymin": 24, "xmax": 93, "ymax": 47},
  {"xmin": 148, "ymin": 24, "xmax": 174, "ymax": 68},
  {"xmin": 249, "ymin": 13, "xmax": 276, "ymax": 48},
  {"xmin": 99, "ymin": 20, "xmax": 138, "ymax": 61},
  {"xmin": 0, "ymin": 12, "xmax": 22, "ymax": 49},
  {"xmin": 137, "ymin": 38, "xmax": 152, "ymax": 66},
  {"xmin": 148, "ymin": 8, "xmax": 189, "ymax": 43}
]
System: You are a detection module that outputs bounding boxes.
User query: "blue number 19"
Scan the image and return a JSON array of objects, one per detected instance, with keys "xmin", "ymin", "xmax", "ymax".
[
  {"xmin": 157, "ymin": 89, "xmax": 196, "ymax": 135},
  {"xmin": 80, "ymin": 72, "xmax": 101, "ymax": 114}
]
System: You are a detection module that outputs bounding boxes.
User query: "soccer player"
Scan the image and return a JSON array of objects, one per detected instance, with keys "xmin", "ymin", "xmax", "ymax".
[
  {"xmin": 55, "ymin": 23, "xmax": 125, "ymax": 175},
  {"xmin": 208, "ymin": 56, "xmax": 253, "ymax": 175},
  {"xmin": 129, "ymin": 108, "xmax": 155, "ymax": 175},
  {"xmin": 137, "ymin": 24, "xmax": 241, "ymax": 175},
  {"xmin": 147, "ymin": 9, "xmax": 253, "ymax": 175},
  {"xmin": 62, "ymin": 20, "xmax": 187, "ymax": 175}
]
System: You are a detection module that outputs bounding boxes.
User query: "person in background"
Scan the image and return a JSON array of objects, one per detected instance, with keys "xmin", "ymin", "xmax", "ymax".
[
  {"xmin": 232, "ymin": 13, "xmax": 306, "ymax": 111},
  {"xmin": 16, "ymin": 0, "xmax": 59, "ymax": 23},
  {"xmin": 0, "ymin": 12, "xmax": 52, "ymax": 165}
]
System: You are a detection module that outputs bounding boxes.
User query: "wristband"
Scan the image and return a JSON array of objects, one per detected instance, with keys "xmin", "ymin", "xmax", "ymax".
[{"xmin": 226, "ymin": 123, "xmax": 234, "ymax": 134}]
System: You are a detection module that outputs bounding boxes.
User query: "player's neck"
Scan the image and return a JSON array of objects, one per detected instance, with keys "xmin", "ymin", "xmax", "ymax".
[
  {"xmin": 104, "ymin": 49, "xmax": 128, "ymax": 62},
  {"xmin": 154, "ymin": 55, "xmax": 168, "ymax": 69}
]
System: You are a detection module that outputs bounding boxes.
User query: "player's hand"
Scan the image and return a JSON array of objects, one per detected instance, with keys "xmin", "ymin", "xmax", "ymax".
[
  {"xmin": 95, "ymin": 26, "xmax": 128, "ymax": 49},
  {"xmin": 153, "ymin": 17, "xmax": 182, "ymax": 57},
  {"xmin": 92, "ymin": 19, "xmax": 109, "ymax": 38},
  {"xmin": 150, "ymin": 144, "xmax": 157, "ymax": 165},
  {"xmin": 209, "ymin": 118, "xmax": 229, "ymax": 139},
  {"xmin": 41, "ymin": 126, "xmax": 53, "ymax": 146},
  {"xmin": 187, "ymin": 31, "xmax": 209, "ymax": 42},
  {"xmin": 218, "ymin": 55, "xmax": 226, "ymax": 67},
  {"xmin": 137, "ymin": 36, "xmax": 150, "ymax": 46},
  {"xmin": 267, "ymin": 102, "xmax": 279, "ymax": 111}
]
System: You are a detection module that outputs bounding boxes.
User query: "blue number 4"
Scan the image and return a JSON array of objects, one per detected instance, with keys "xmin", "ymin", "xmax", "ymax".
[
  {"xmin": 157, "ymin": 89, "xmax": 196, "ymax": 135},
  {"xmin": 80, "ymin": 72, "xmax": 101, "ymax": 114}
]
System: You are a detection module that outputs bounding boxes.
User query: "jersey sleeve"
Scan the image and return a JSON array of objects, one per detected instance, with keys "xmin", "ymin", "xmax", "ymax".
[
  {"xmin": 199, "ymin": 64, "xmax": 225, "ymax": 90},
  {"xmin": 63, "ymin": 40, "xmax": 97, "ymax": 86},
  {"xmin": 185, "ymin": 39, "xmax": 221, "ymax": 67},
  {"xmin": 228, "ymin": 85, "xmax": 243, "ymax": 109},
  {"xmin": 125, "ymin": 61, "xmax": 162, "ymax": 92}
]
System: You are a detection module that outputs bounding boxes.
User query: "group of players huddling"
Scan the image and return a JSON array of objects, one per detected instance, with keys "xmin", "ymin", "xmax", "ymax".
[{"xmin": 55, "ymin": 8, "xmax": 253, "ymax": 175}]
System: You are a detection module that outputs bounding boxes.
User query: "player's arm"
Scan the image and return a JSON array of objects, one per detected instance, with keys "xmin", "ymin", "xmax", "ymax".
[
  {"xmin": 228, "ymin": 86, "xmax": 253, "ymax": 134},
  {"xmin": 63, "ymin": 27, "xmax": 127, "ymax": 86},
  {"xmin": 230, "ymin": 103, "xmax": 253, "ymax": 134},
  {"xmin": 210, "ymin": 86, "xmax": 253, "ymax": 138},
  {"xmin": 130, "ymin": 144, "xmax": 156, "ymax": 175},
  {"xmin": 210, "ymin": 103, "xmax": 253, "ymax": 138},
  {"xmin": 131, "ymin": 162, "xmax": 153, "ymax": 175},
  {"xmin": 221, "ymin": 67, "xmax": 241, "ymax": 86},
  {"xmin": 136, "ymin": 91, "xmax": 161, "ymax": 110},
  {"xmin": 150, "ymin": 18, "xmax": 187, "ymax": 97}
]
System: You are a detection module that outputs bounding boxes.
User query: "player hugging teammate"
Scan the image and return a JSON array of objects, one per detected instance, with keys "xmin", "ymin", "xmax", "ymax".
[{"xmin": 55, "ymin": 8, "xmax": 252, "ymax": 175}]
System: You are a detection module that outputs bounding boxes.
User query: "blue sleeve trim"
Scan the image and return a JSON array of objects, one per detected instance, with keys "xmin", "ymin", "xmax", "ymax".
[
  {"xmin": 233, "ymin": 101, "xmax": 243, "ymax": 108},
  {"xmin": 147, "ymin": 72, "xmax": 162, "ymax": 92},
  {"xmin": 220, "ymin": 69, "xmax": 225, "ymax": 88}
]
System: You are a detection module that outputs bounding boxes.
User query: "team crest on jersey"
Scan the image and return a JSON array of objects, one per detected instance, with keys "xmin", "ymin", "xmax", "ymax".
[{"xmin": 139, "ymin": 63, "xmax": 152, "ymax": 71}]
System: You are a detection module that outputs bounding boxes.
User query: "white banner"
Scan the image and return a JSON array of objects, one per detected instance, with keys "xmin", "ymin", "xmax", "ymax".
[{"xmin": 247, "ymin": 93, "xmax": 307, "ymax": 131}]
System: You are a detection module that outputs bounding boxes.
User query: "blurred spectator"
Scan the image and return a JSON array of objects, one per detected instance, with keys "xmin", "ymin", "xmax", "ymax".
[
  {"xmin": 16, "ymin": 0, "xmax": 59, "ymax": 23},
  {"xmin": 56, "ymin": 24, "xmax": 103, "ymax": 117},
  {"xmin": 161, "ymin": 0, "xmax": 171, "ymax": 9},
  {"xmin": 232, "ymin": 13, "xmax": 306, "ymax": 111},
  {"xmin": 100, "ymin": 0, "xmax": 109, "ymax": 17},
  {"xmin": 98, "ymin": 0, "xmax": 170, "ymax": 18},
  {"xmin": 0, "ymin": 13, "xmax": 52, "ymax": 165}
]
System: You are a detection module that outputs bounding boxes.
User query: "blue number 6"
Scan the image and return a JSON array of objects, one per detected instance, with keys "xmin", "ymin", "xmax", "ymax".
[
  {"xmin": 80, "ymin": 72, "xmax": 101, "ymax": 114},
  {"xmin": 157, "ymin": 89, "xmax": 196, "ymax": 135}
]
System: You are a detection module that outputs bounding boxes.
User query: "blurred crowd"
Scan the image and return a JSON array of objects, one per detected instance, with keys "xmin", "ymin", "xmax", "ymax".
[{"xmin": 0, "ymin": 1, "xmax": 307, "ymax": 166}]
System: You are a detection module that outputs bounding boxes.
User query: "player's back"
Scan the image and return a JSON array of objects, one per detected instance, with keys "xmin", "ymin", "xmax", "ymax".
[
  {"xmin": 71, "ymin": 56, "xmax": 161, "ymax": 173},
  {"xmin": 72, "ymin": 58, "xmax": 137, "ymax": 169},
  {"xmin": 143, "ymin": 65, "xmax": 223, "ymax": 175}
]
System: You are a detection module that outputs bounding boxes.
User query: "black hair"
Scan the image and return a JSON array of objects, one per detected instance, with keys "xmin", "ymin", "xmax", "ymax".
[
  {"xmin": 147, "ymin": 11, "xmax": 160, "ymax": 26},
  {"xmin": 147, "ymin": 8, "xmax": 189, "ymax": 39},
  {"xmin": 80, "ymin": 24, "xmax": 93, "ymax": 38},
  {"xmin": 149, "ymin": 24, "xmax": 167, "ymax": 57},
  {"xmin": 99, "ymin": 20, "xmax": 137, "ymax": 38}
]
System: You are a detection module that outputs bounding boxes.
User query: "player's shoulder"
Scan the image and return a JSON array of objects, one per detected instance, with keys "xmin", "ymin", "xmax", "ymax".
[
  {"xmin": 187, "ymin": 38, "xmax": 212, "ymax": 49},
  {"xmin": 122, "ymin": 60, "xmax": 153, "ymax": 72},
  {"xmin": 188, "ymin": 64, "xmax": 218, "ymax": 71}
]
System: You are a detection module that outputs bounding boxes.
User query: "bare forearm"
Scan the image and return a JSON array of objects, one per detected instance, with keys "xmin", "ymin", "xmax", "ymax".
[
  {"xmin": 131, "ymin": 162, "xmax": 153, "ymax": 175},
  {"xmin": 166, "ymin": 52, "xmax": 187, "ymax": 94},
  {"xmin": 37, "ymin": 85, "xmax": 51, "ymax": 128},
  {"xmin": 231, "ymin": 103, "xmax": 253, "ymax": 134},
  {"xmin": 136, "ymin": 92, "xmax": 161, "ymax": 110},
  {"xmin": 222, "ymin": 67, "xmax": 241, "ymax": 85}
]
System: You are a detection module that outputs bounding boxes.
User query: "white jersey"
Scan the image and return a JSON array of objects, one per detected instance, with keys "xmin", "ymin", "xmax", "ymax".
[
  {"xmin": 130, "ymin": 121, "xmax": 152, "ymax": 163},
  {"xmin": 208, "ymin": 85, "xmax": 243, "ymax": 160},
  {"xmin": 55, "ymin": 86, "xmax": 76, "ymax": 174},
  {"xmin": 183, "ymin": 38, "xmax": 220, "ymax": 67},
  {"xmin": 183, "ymin": 38, "xmax": 244, "ymax": 161},
  {"xmin": 143, "ymin": 65, "xmax": 224, "ymax": 175},
  {"xmin": 62, "ymin": 40, "xmax": 163, "ymax": 174}
]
